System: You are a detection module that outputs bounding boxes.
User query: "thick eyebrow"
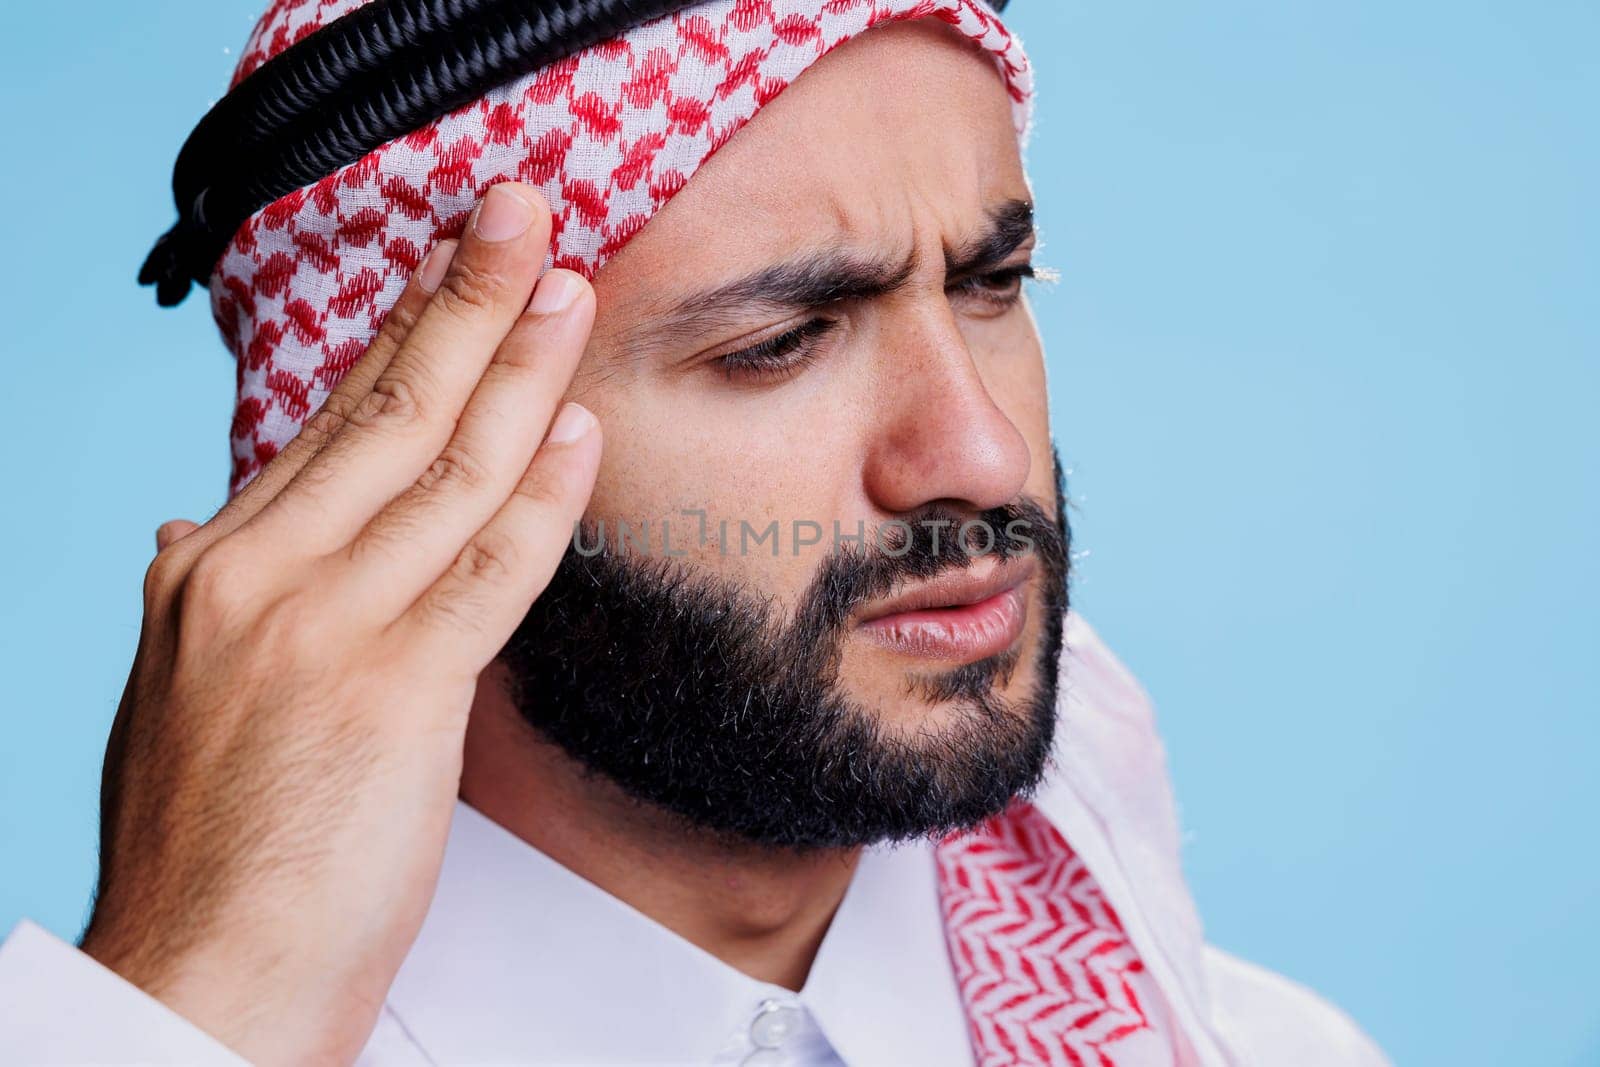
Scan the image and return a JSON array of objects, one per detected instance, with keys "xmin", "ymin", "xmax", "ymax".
[
  {"xmin": 661, "ymin": 249, "xmax": 918, "ymax": 330},
  {"xmin": 624, "ymin": 197, "xmax": 1038, "ymax": 352},
  {"xmin": 946, "ymin": 198, "xmax": 1036, "ymax": 277}
]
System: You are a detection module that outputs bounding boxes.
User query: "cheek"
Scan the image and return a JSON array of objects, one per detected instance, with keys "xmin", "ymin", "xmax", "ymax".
[{"xmin": 570, "ymin": 367, "xmax": 871, "ymax": 613}]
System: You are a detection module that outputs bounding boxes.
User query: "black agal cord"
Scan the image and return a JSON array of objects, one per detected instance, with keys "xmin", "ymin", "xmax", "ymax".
[{"xmin": 139, "ymin": 0, "xmax": 1011, "ymax": 307}]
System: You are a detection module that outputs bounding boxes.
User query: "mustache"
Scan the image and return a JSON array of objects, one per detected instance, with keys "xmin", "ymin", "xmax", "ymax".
[
  {"xmin": 798, "ymin": 495, "xmax": 1070, "ymax": 638},
  {"xmin": 565, "ymin": 491, "xmax": 1069, "ymax": 654}
]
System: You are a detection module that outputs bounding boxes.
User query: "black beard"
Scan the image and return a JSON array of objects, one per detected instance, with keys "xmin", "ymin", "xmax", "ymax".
[{"xmin": 495, "ymin": 451, "xmax": 1071, "ymax": 850}]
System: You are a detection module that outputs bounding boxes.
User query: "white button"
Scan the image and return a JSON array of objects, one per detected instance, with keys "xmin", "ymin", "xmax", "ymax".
[{"xmin": 749, "ymin": 1000, "xmax": 804, "ymax": 1048}]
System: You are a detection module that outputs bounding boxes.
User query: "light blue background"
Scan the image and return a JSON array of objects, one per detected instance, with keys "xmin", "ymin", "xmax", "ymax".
[{"xmin": 1, "ymin": 3, "xmax": 1595, "ymax": 1064}]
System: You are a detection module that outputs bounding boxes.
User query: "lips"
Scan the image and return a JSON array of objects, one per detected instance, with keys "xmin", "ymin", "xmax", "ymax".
[{"xmin": 855, "ymin": 556, "xmax": 1036, "ymax": 662}]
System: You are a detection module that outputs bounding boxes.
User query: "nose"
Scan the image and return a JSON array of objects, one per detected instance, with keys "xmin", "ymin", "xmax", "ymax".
[{"xmin": 861, "ymin": 303, "xmax": 1032, "ymax": 517}]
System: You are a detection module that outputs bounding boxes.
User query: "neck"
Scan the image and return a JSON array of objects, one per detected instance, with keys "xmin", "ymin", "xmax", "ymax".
[{"xmin": 459, "ymin": 663, "xmax": 860, "ymax": 991}]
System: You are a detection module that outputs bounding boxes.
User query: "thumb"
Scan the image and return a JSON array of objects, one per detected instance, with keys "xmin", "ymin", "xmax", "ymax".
[{"xmin": 155, "ymin": 519, "xmax": 200, "ymax": 552}]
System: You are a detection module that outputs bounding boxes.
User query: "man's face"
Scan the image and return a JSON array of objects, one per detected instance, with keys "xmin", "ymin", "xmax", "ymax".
[{"xmin": 495, "ymin": 18, "xmax": 1067, "ymax": 847}]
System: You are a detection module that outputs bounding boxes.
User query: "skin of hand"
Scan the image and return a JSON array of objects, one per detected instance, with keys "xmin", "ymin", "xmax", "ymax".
[{"xmin": 77, "ymin": 181, "xmax": 601, "ymax": 1067}]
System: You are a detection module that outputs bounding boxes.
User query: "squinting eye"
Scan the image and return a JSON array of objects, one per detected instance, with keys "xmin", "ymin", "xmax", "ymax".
[
  {"xmin": 711, "ymin": 317, "xmax": 838, "ymax": 382},
  {"xmin": 951, "ymin": 264, "xmax": 1035, "ymax": 305}
]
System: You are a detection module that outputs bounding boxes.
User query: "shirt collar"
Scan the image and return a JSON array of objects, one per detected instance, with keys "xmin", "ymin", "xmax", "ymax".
[
  {"xmin": 385, "ymin": 800, "xmax": 972, "ymax": 1065},
  {"xmin": 803, "ymin": 837, "xmax": 972, "ymax": 1065}
]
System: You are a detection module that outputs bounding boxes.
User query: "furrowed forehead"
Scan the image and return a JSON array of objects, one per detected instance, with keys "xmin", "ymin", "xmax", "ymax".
[
  {"xmin": 604, "ymin": 198, "xmax": 1034, "ymax": 356},
  {"xmin": 591, "ymin": 19, "xmax": 1031, "ymax": 332}
]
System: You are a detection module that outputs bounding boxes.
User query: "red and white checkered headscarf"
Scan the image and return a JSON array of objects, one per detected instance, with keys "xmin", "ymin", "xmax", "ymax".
[{"xmin": 211, "ymin": 0, "xmax": 1033, "ymax": 499}]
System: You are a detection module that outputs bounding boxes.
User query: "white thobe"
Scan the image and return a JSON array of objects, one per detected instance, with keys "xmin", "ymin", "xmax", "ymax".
[{"xmin": 0, "ymin": 614, "xmax": 1390, "ymax": 1066}]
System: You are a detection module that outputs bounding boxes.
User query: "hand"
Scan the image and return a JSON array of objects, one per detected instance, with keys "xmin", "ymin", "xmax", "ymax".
[{"xmin": 80, "ymin": 182, "xmax": 599, "ymax": 1066}]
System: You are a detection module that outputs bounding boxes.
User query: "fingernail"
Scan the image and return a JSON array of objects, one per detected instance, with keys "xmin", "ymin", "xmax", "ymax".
[
  {"xmin": 546, "ymin": 402, "xmax": 596, "ymax": 445},
  {"xmin": 474, "ymin": 185, "xmax": 536, "ymax": 242},
  {"xmin": 528, "ymin": 270, "xmax": 584, "ymax": 315},
  {"xmin": 418, "ymin": 240, "xmax": 457, "ymax": 293}
]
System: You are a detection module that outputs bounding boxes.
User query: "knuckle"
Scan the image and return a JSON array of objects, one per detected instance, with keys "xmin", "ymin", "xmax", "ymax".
[
  {"xmin": 252, "ymin": 589, "xmax": 335, "ymax": 661},
  {"xmin": 416, "ymin": 447, "xmax": 490, "ymax": 495},
  {"xmin": 293, "ymin": 415, "xmax": 340, "ymax": 462},
  {"xmin": 453, "ymin": 530, "xmax": 520, "ymax": 586},
  {"xmin": 350, "ymin": 378, "xmax": 424, "ymax": 430},
  {"xmin": 179, "ymin": 545, "xmax": 254, "ymax": 620},
  {"xmin": 380, "ymin": 296, "xmax": 421, "ymax": 337},
  {"xmin": 299, "ymin": 393, "xmax": 358, "ymax": 449},
  {"xmin": 142, "ymin": 546, "xmax": 190, "ymax": 606},
  {"xmin": 435, "ymin": 259, "xmax": 504, "ymax": 318}
]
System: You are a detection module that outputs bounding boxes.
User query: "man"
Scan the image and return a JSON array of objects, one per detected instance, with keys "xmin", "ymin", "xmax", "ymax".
[{"xmin": 0, "ymin": 0, "xmax": 1387, "ymax": 1063}]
